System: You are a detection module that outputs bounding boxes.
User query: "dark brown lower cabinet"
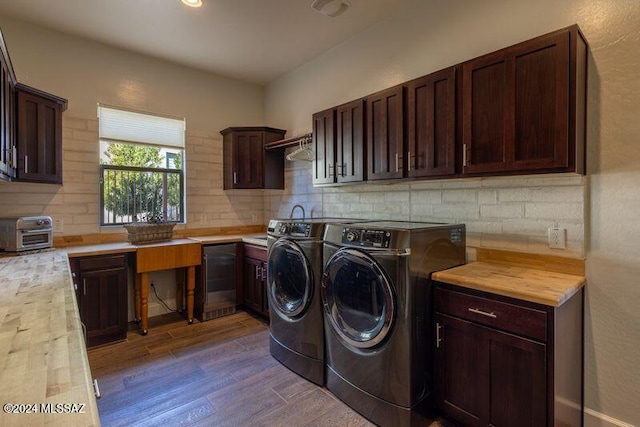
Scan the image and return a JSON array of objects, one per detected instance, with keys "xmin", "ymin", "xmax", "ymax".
[
  {"xmin": 242, "ymin": 244, "xmax": 269, "ymax": 319},
  {"xmin": 434, "ymin": 283, "xmax": 583, "ymax": 427},
  {"xmin": 70, "ymin": 254, "xmax": 129, "ymax": 348}
]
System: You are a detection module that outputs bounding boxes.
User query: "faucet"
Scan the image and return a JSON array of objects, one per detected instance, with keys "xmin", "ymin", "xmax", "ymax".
[{"xmin": 289, "ymin": 204, "xmax": 305, "ymax": 219}]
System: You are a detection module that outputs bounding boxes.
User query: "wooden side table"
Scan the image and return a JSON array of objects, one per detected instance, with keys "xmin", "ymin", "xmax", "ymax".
[{"xmin": 134, "ymin": 239, "xmax": 201, "ymax": 335}]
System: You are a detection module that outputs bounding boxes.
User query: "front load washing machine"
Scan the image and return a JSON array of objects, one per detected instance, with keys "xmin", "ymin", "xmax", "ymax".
[
  {"xmin": 321, "ymin": 221, "xmax": 466, "ymax": 426},
  {"xmin": 266, "ymin": 217, "xmax": 364, "ymax": 386}
]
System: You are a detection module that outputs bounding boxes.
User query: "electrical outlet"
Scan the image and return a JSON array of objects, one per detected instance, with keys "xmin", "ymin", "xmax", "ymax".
[
  {"xmin": 251, "ymin": 214, "xmax": 258, "ymax": 223},
  {"xmin": 548, "ymin": 227, "xmax": 566, "ymax": 249},
  {"xmin": 199, "ymin": 214, "xmax": 207, "ymax": 225},
  {"xmin": 53, "ymin": 218, "xmax": 64, "ymax": 233}
]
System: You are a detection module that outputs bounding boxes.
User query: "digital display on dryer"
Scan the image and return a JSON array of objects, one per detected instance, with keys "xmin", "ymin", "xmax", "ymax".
[{"xmin": 342, "ymin": 228, "xmax": 391, "ymax": 248}]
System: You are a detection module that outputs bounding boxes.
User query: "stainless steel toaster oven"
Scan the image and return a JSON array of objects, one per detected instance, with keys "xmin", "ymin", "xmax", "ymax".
[{"xmin": 0, "ymin": 216, "xmax": 53, "ymax": 252}]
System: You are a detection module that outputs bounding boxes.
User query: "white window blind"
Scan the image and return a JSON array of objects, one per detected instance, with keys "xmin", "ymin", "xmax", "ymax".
[{"xmin": 98, "ymin": 104, "xmax": 185, "ymax": 148}]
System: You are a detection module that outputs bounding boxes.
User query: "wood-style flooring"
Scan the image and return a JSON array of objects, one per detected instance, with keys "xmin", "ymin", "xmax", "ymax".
[{"xmin": 88, "ymin": 311, "xmax": 450, "ymax": 427}]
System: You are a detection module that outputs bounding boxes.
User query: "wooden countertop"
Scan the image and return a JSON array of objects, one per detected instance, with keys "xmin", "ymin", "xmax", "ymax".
[
  {"xmin": 432, "ymin": 261, "xmax": 586, "ymax": 307},
  {"xmin": 60, "ymin": 234, "xmax": 268, "ymax": 258},
  {"xmin": 0, "ymin": 251, "xmax": 100, "ymax": 426},
  {"xmin": 188, "ymin": 234, "xmax": 268, "ymax": 247},
  {"xmin": 62, "ymin": 242, "xmax": 137, "ymax": 258}
]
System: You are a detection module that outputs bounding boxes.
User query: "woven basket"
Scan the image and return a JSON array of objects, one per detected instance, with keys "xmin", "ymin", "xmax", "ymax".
[{"xmin": 124, "ymin": 222, "xmax": 175, "ymax": 244}]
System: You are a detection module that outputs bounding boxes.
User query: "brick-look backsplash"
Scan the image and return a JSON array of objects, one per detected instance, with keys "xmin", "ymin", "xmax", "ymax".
[
  {"xmin": 267, "ymin": 160, "xmax": 586, "ymax": 259},
  {"xmin": 0, "ymin": 117, "xmax": 586, "ymax": 259},
  {"xmin": 0, "ymin": 116, "xmax": 269, "ymax": 236}
]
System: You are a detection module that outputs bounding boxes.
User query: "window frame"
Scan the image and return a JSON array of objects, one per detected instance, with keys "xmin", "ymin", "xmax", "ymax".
[{"xmin": 97, "ymin": 104, "xmax": 186, "ymax": 227}]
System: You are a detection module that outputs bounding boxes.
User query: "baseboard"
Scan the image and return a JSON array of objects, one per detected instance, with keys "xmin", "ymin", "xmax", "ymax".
[{"xmin": 585, "ymin": 407, "xmax": 635, "ymax": 427}]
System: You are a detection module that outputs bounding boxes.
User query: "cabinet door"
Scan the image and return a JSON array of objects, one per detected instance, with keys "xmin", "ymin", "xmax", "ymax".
[
  {"xmin": 406, "ymin": 67, "xmax": 456, "ymax": 178},
  {"xmin": 79, "ymin": 267, "xmax": 128, "ymax": 347},
  {"xmin": 232, "ymin": 131, "xmax": 264, "ymax": 189},
  {"xmin": 489, "ymin": 325, "xmax": 547, "ymax": 427},
  {"xmin": 261, "ymin": 261, "xmax": 270, "ymax": 318},
  {"xmin": 367, "ymin": 85, "xmax": 404, "ymax": 180},
  {"xmin": 436, "ymin": 313, "xmax": 490, "ymax": 426},
  {"xmin": 312, "ymin": 108, "xmax": 336, "ymax": 185},
  {"xmin": 336, "ymin": 99, "xmax": 365, "ymax": 183},
  {"xmin": 462, "ymin": 30, "xmax": 570, "ymax": 174},
  {"xmin": 436, "ymin": 313, "xmax": 547, "ymax": 427},
  {"xmin": 243, "ymin": 256, "xmax": 264, "ymax": 314},
  {"xmin": 16, "ymin": 89, "xmax": 63, "ymax": 183},
  {"xmin": 0, "ymin": 62, "xmax": 15, "ymax": 180}
]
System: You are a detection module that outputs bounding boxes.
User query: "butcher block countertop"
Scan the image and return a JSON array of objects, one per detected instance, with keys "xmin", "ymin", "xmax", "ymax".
[
  {"xmin": 60, "ymin": 234, "xmax": 268, "ymax": 258},
  {"xmin": 189, "ymin": 234, "xmax": 268, "ymax": 247},
  {"xmin": 0, "ymin": 251, "xmax": 100, "ymax": 427},
  {"xmin": 432, "ymin": 261, "xmax": 586, "ymax": 307}
]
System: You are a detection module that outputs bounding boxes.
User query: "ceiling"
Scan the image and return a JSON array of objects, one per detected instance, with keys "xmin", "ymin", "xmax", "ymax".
[{"xmin": 0, "ymin": 0, "xmax": 411, "ymax": 85}]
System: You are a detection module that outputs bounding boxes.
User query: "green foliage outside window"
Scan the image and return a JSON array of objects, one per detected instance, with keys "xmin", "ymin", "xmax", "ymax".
[{"xmin": 101, "ymin": 143, "xmax": 183, "ymax": 224}]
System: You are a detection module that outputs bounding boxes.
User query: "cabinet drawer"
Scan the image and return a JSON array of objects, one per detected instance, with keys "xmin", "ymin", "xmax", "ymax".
[
  {"xmin": 435, "ymin": 287, "xmax": 547, "ymax": 342},
  {"xmin": 78, "ymin": 254, "xmax": 127, "ymax": 272},
  {"xmin": 244, "ymin": 244, "xmax": 267, "ymax": 261}
]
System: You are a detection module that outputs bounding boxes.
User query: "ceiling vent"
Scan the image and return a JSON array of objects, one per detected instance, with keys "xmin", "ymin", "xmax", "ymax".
[{"xmin": 311, "ymin": 0, "xmax": 350, "ymax": 17}]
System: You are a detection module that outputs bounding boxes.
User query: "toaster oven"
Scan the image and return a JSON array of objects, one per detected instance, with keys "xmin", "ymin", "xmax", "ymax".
[{"xmin": 0, "ymin": 216, "xmax": 53, "ymax": 252}]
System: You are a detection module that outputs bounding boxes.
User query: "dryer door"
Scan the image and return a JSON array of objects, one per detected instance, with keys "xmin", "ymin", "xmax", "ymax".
[
  {"xmin": 322, "ymin": 248, "xmax": 395, "ymax": 349},
  {"xmin": 267, "ymin": 238, "xmax": 313, "ymax": 319}
]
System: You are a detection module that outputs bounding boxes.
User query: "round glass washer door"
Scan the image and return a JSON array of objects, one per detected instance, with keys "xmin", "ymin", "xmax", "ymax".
[
  {"xmin": 267, "ymin": 238, "xmax": 313, "ymax": 319},
  {"xmin": 321, "ymin": 248, "xmax": 395, "ymax": 349}
]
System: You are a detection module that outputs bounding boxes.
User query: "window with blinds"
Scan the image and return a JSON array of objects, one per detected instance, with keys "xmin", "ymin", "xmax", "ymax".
[{"xmin": 98, "ymin": 104, "xmax": 186, "ymax": 226}]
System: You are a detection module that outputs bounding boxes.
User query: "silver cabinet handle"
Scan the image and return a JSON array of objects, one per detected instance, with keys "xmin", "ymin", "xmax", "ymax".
[
  {"xmin": 463, "ymin": 144, "xmax": 469, "ymax": 167},
  {"xmin": 233, "ymin": 171, "xmax": 238, "ymax": 184},
  {"xmin": 468, "ymin": 307, "xmax": 497, "ymax": 318},
  {"xmin": 408, "ymin": 151, "xmax": 412, "ymax": 172},
  {"xmin": 255, "ymin": 265, "xmax": 260, "ymax": 279},
  {"xmin": 24, "ymin": 154, "xmax": 28, "ymax": 174},
  {"xmin": 395, "ymin": 153, "xmax": 399, "ymax": 172},
  {"xmin": 328, "ymin": 163, "xmax": 334, "ymax": 178},
  {"xmin": 12, "ymin": 146, "xmax": 16, "ymax": 168},
  {"xmin": 261, "ymin": 264, "xmax": 267, "ymax": 281},
  {"xmin": 436, "ymin": 322, "xmax": 442, "ymax": 348},
  {"xmin": 93, "ymin": 379, "xmax": 101, "ymax": 399},
  {"xmin": 83, "ymin": 278, "xmax": 87, "ymax": 296}
]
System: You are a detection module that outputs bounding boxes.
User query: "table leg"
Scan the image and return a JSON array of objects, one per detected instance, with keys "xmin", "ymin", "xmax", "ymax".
[
  {"xmin": 134, "ymin": 273, "xmax": 141, "ymax": 323},
  {"xmin": 175, "ymin": 268, "xmax": 184, "ymax": 313},
  {"xmin": 186, "ymin": 266, "xmax": 195, "ymax": 324},
  {"xmin": 140, "ymin": 272, "xmax": 150, "ymax": 335}
]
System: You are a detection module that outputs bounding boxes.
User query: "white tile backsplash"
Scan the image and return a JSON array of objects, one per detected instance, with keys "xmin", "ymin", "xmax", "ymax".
[{"xmin": 268, "ymin": 163, "xmax": 586, "ymax": 258}]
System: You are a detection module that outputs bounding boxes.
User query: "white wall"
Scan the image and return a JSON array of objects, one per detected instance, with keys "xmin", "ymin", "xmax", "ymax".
[
  {"xmin": 0, "ymin": 15, "xmax": 269, "ymax": 317},
  {"xmin": 265, "ymin": 0, "xmax": 640, "ymax": 424}
]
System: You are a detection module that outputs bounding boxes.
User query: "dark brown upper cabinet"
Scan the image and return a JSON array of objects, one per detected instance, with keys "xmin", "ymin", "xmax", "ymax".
[
  {"xmin": 313, "ymin": 99, "xmax": 366, "ymax": 186},
  {"xmin": 0, "ymin": 28, "xmax": 17, "ymax": 182},
  {"xmin": 336, "ymin": 99, "xmax": 366, "ymax": 183},
  {"xmin": 221, "ymin": 127, "xmax": 286, "ymax": 190},
  {"xmin": 15, "ymin": 83, "xmax": 68, "ymax": 184},
  {"xmin": 406, "ymin": 66, "xmax": 457, "ymax": 178},
  {"xmin": 312, "ymin": 108, "xmax": 335, "ymax": 185},
  {"xmin": 367, "ymin": 85, "xmax": 404, "ymax": 181},
  {"xmin": 462, "ymin": 25, "xmax": 587, "ymax": 175}
]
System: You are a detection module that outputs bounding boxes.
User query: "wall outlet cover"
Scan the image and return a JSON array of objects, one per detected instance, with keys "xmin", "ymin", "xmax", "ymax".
[{"xmin": 548, "ymin": 227, "xmax": 566, "ymax": 249}]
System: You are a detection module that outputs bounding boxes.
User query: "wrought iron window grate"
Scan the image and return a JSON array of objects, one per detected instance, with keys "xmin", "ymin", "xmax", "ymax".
[{"xmin": 100, "ymin": 164, "xmax": 184, "ymax": 225}]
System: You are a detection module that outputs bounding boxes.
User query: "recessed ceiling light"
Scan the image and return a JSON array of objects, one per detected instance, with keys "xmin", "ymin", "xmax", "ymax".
[
  {"xmin": 181, "ymin": 0, "xmax": 202, "ymax": 8},
  {"xmin": 311, "ymin": 0, "xmax": 350, "ymax": 17}
]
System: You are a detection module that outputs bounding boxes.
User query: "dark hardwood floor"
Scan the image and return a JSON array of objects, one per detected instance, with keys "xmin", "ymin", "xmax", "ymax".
[{"xmin": 88, "ymin": 311, "xmax": 451, "ymax": 427}]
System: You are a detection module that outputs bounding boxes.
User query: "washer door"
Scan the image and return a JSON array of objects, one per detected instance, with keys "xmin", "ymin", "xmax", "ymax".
[
  {"xmin": 268, "ymin": 238, "xmax": 313, "ymax": 319},
  {"xmin": 322, "ymin": 248, "xmax": 395, "ymax": 349}
]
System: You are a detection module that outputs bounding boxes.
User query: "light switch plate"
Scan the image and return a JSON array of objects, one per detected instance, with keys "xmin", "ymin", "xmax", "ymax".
[{"xmin": 53, "ymin": 218, "xmax": 64, "ymax": 233}]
